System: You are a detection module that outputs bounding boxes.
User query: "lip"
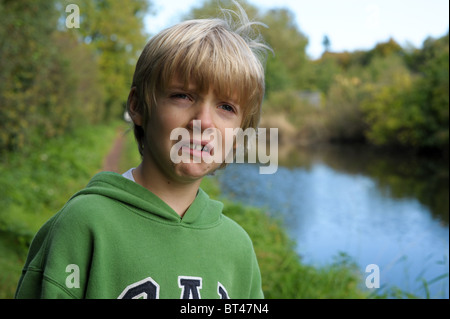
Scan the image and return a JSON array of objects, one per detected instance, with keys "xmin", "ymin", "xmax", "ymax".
[{"xmin": 179, "ymin": 139, "xmax": 214, "ymax": 156}]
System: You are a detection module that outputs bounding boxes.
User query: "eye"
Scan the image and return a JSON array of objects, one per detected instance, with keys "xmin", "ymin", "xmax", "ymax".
[
  {"xmin": 171, "ymin": 93, "xmax": 190, "ymax": 100},
  {"xmin": 218, "ymin": 104, "xmax": 235, "ymax": 113}
]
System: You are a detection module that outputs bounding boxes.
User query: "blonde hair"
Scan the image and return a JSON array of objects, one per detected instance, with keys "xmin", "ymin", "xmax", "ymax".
[{"xmin": 128, "ymin": 1, "xmax": 270, "ymax": 156}]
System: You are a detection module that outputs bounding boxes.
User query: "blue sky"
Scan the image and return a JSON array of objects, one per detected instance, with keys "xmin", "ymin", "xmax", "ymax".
[{"xmin": 144, "ymin": 0, "xmax": 449, "ymax": 59}]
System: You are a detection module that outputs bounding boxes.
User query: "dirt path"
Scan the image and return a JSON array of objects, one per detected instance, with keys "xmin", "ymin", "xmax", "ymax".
[{"xmin": 102, "ymin": 128, "xmax": 126, "ymax": 173}]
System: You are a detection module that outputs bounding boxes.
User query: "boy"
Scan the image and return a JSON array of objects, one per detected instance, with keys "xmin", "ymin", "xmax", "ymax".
[{"xmin": 15, "ymin": 3, "xmax": 269, "ymax": 299}]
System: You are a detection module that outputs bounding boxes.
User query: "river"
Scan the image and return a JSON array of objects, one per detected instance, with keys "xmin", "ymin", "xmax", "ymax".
[{"xmin": 215, "ymin": 144, "xmax": 449, "ymax": 299}]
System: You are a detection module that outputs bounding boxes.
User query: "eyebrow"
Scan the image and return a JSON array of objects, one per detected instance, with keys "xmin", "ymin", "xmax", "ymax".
[
  {"xmin": 166, "ymin": 80, "xmax": 241, "ymax": 107},
  {"xmin": 167, "ymin": 84, "xmax": 194, "ymax": 91}
]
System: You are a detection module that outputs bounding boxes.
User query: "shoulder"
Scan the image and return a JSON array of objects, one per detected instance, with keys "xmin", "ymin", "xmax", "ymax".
[
  {"xmin": 55, "ymin": 194, "xmax": 109, "ymax": 224},
  {"xmin": 42, "ymin": 193, "xmax": 119, "ymax": 244},
  {"xmin": 34, "ymin": 192, "xmax": 116, "ymax": 263},
  {"xmin": 19, "ymin": 194, "xmax": 103, "ymax": 279},
  {"xmin": 219, "ymin": 214, "xmax": 255, "ymax": 252}
]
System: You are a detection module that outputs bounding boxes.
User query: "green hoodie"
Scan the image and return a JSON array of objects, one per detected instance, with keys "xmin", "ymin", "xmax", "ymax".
[{"xmin": 15, "ymin": 172, "xmax": 263, "ymax": 299}]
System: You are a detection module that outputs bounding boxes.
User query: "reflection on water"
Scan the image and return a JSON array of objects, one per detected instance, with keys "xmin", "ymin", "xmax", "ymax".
[{"xmin": 216, "ymin": 145, "xmax": 449, "ymax": 298}]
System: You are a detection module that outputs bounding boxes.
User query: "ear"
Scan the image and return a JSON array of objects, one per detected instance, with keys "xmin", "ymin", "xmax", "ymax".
[{"xmin": 127, "ymin": 87, "xmax": 143, "ymax": 126}]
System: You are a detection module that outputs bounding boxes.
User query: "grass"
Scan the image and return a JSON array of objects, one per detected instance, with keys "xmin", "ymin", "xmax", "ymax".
[{"xmin": 0, "ymin": 122, "xmax": 119, "ymax": 239}]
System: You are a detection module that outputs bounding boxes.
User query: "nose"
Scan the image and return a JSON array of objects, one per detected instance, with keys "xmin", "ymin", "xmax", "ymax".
[{"xmin": 188, "ymin": 102, "xmax": 214, "ymax": 132}]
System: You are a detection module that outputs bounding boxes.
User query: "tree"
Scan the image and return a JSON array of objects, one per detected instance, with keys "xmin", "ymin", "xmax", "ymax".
[
  {"xmin": 0, "ymin": 0, "xmax": 152, "ymax": 153},
  {"xmin": 322, "ymin": 35, "xmax": 330, "ymax": 53},
  {"xmin": 361, "ymin": 60, "xmax": 420, "ymax": 147},
  {"xmin": 260, "ymin": 8, "xmax": 309, "ymax": 94},
  {"xmin": 412, "ymin": 33, "xmax": 449, "ymax": 149},
  {"xmin": 0, "ymin": 0, "xmax": 62, "ymax": 151},
  {"xmin": 60, "ymin": 0, "xmax": 151, "ymax": 120}
]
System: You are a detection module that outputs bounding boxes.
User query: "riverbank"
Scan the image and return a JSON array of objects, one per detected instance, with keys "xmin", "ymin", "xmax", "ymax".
[{"xmin": 260, "ymin": 111, "xmax": 449, "ymax": 161}]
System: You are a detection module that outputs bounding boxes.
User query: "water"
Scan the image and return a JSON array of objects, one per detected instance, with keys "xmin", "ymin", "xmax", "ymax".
[{"xmin": 216, "ymin": 145, "xmax": 449, "ymax": 298}]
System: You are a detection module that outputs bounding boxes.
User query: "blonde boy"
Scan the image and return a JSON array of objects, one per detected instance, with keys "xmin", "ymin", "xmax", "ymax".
[{"xmin": 16, "ymin": 3, "xmax": 269, "ymax": 299}]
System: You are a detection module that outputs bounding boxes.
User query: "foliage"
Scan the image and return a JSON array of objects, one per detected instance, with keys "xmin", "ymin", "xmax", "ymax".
[
  {"xmin": 360, "ymin": 36, "xmax": 449, "ymax": 149},
  {"xmin": 361, "ymin": 61, "xmax": 421, "ymax": 146},
  {"xmin": 0, "ymin": 0, "xmax": 150, "ymax": 153},
  {"xmin": 308, "ymin": 55, "xmax": 342, "ymax": 93},
  {"xmin": 259, "ymin": 8, "xmax": 309, "ymax": 95},
  {"xmin": 60, "ymin": 0, "xmax": 151, "ymax": 120},
  {"xmin": 409, "ymin": 34, "xmax": 449, "ymax": 149},
  {"xmin": 311, "ymin": 36, "xmax": 448, "ymax": 151},
  {"xmin": 323, "ymin": 74, "xmax": 368, "ymax": 143},
  {"xmin": 0, "ymin": 123, "xmax": 119, "ymax": 242},
  {"xmin": 0, "ymin": 0, "xmax": 68, "ymax": 151}
]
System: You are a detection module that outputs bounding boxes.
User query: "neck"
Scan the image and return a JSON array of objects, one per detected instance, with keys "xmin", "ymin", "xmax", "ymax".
[{"xmin": 133, "ymin": 161, "xmax": 201, "ymax": 218}]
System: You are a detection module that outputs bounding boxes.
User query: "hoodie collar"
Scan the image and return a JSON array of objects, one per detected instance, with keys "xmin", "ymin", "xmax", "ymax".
[{"xmin": 72, "ymin": 172, "xmax": 223, "ymax": 227}]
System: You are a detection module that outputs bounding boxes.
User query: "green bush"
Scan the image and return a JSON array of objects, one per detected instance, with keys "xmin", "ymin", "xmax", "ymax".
[{"xmin": 0, "ymin": 123, "xmax": 119, "ymax": 242}]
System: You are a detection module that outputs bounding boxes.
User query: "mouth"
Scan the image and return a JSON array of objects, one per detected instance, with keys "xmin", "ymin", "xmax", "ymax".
[{"xmin": 180, "ymin": 140, "xmax": 214, "ymax": 156}]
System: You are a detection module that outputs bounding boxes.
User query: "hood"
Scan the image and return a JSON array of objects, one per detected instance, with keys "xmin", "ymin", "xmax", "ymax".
[{"xmin": 70, "ymin": 171, "xmax": 224, "ymax": 227}]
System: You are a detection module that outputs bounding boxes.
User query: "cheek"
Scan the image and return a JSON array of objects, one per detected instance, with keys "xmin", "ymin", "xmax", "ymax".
[
  {"xmin": 219, "ymin": 125, "xmax": 243, "ymax": 158},
  {"xmin": 144, "ymin": 118, "xmax": 169, "ymax": 153},
  {"xmin": 157, "ymin": 105, "xmax": 187, "ymax": 131},
  {"xmin": 147, "ymin": 110, "xmax": 178, "ymax": 137}
]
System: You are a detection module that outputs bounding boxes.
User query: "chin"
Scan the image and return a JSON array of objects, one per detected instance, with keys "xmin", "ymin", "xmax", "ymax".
[{"xmin": 176, "ymin": 162, "xmax": 219, "ymax": 180}]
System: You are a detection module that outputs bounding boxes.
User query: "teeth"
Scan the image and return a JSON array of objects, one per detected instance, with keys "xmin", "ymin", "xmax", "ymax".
[
  {"xmin": 186, "ymin": 143, "xmax": 210, "ymax": 153},
  {"xmin": 190, "ymin": 143, "xmax": 203, "ymax": 151}
]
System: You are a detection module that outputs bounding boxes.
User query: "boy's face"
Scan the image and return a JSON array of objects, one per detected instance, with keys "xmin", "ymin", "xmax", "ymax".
[{"xmin": 140, "ymin": 76, "xmax": 243, "ymax": 183}]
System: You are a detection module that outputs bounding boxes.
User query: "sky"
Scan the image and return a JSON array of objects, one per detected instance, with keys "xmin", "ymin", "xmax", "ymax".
[{"xmin": 144, "ymin": 0, "xmax": 449, "ymax": 59}]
